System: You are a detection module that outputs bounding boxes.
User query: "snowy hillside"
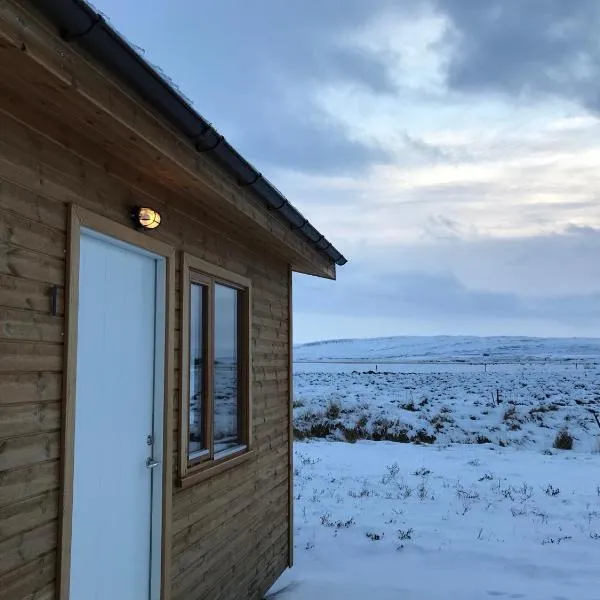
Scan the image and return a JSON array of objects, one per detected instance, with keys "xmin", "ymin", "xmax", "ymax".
[{"xmin": 294, "ymin": 335, "xmax": 600, "ymax": 363}]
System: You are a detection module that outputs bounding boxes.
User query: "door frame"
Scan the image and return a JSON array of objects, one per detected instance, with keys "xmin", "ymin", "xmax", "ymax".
[{"xmin": 58, "ymin": 204, "xmax": 175, "ymax": 600}]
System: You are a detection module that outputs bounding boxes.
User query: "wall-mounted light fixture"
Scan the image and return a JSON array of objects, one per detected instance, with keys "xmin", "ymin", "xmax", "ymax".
[{"xmin": 132, "ymin": 206, "xmax": 162, "ymax": 230}]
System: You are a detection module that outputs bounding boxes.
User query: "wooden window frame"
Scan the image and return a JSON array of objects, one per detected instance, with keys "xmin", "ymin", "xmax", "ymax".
[{"xmin": 179, "ymin": 253, "xmax": 253, "ymax": 486}]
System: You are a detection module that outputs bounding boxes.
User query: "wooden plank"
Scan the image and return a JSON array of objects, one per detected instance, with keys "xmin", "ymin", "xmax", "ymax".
[
  {"xmin": 22, "ymin": 582, "xmax": 55, "ymax": 600},
  {"xmin": 161, "ymin": 232, "xmax": 176, "ymax": 600},
  {"xmin": 253, "ymin": 386, "xmax": 288, "ymax": 404},
  {"xmin": 0, "ymin": 341, "xmax": 62, "ymax": 373},
  {"xmin": 173, "ymin": 493, "xmax": 288, "ymax": 595},
  {"xmin": 0, "ymin": 550, "xmax": 56, "ymax": 600},
  {"xmin": 0, "ymin": 490, "xmax": 58, "ymax": 542},
  {"xmin": 254, "ymin": 404, "xmax": 289, "ymax": 426},
  {"xmin": 173, "ymin": 517, "xmax": 288, "ymax": 600},
  {"xmin": 57, "ymin": 203, "xmax": 79, "ymax": 600},
  {"xmin": 0, "ymin": 431, "xmax": 60, "ymax": 471},
  {"xmin": 255, "ymin": 414, "xmax": 290, "ymax": 437},
  {"xmin": 172, "ymin": 477, "xmax": 287, "ymax": 561},
  {"xmin": 0, "ymin": 205, "xmax": 65, "ymax": 258},
  {"xmin": 172, "ymin": 449, "xmax": 277, "ymax": 516},
  {"xmin": 287, "ymin": 265, "xmax": 293, "ymax": 568},
  {"xmin": 254, "ymin": 408, "xmax": 289, "ymax": 426},
  {"xmin": 172, "ymin": 452, "xmax": 287, "ymax": 535},
  {"xmin": 0, "ymin": 175, "xmax": 67, "ymax": 230},
  {"xmin": 0, "ymin": 460, "xmax": 59, "ymax": 508},
  {"xmin": 214, "ymin": 531, "xmax": 288, "ymax": 600},
  {"xmin": 253, "ymin": 368, "xmax": 288, "ymax": 383},
  {"xmin": 254, "ymin": 399, "xmax": 289, "ymax": 419},
  {"xmin": 0, "ymin": 133, "xmax": 118, "ymax": 216},
  {"xmin": 252, "ymin": 279, "xmax": 290, "ymax": 299},
  {"xmin": 0, "ymin": 402, "xmax": 60, "ymax": 437},
  {"xmin": 172, "ymin": 469, "xmax": 261, "ymax": 535},
  {"xmin": 253, "ymin": 315, "xmax": 287, "ymax": 329},
  {"xmin": 252, "ymin": 340, "xmax": 287, "ymax": 356},
  {"xmin": 173, "ymin": 493, "xmax": 288, "ymax": 585},
  {"xmin": 249, "ymin": 551, "xmax": 289, "ymax": 600},
  {"xmin": 254, "ymin": 376, "xmax": 290, "ymax": 391},
  {"xmin": 178, "ymin": 254, "xmax": 198, "ymax": 479},
  {"xmin": 0, "ymin": 243, "xmax": 64, "ymax": 286},
  {"xmin": 252, "ymin": 310, "xmax": 287, "ymax": 321},
  {"xmin": 0, "ymin": 373, "xmax": 62, "ymax": 405},
  {"xmin": 252, "ymin": 358, "xmax": 288, "ymax": 369},
  {"xmin": 0, "ymin": 308, "xmax": 63, "ymax": 343},
  {"xmin": 255, "ymin": 372, "xmax": 290, "ymax": 386},
  {"xmin": 0, "ymin": 273, "xmax": 64, "ymax": 314},
  {"xmin": 253, "ymin": 311, "xmax": 288, "ymax": 326},
  {"xmin": 255, "ymin": 422, "xmax": 289, "ymax": 442},
  {"xmin": 252, "ymin": 329, "xmax": 288, "ymax": 344},
  {"xmin": 0, "ymin": 520, "xmax": 57, "ymax": 577}
]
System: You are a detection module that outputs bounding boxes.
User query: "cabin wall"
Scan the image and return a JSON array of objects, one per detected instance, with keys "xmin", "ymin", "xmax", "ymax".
[{"xmin": 0, "ymin": 96, "xmax": 291, "ymax": 598}]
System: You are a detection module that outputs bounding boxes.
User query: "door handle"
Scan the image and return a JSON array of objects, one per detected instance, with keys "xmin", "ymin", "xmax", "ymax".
[{"xmin": 146, "ymin": 457, "xmax": 160, "ymax": 469}]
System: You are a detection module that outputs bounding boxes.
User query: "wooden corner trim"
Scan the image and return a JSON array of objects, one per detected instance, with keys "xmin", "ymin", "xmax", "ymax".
[
  {"xmin": 57, "ymin": 204, "xmax": 81, "ymax": 600},
  {"xmin": 287, "ymin": 265, "xmax": 294, "ymax": 568}
]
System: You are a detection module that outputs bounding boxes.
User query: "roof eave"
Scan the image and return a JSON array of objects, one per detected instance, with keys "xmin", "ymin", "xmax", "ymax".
[{"xmin": 29, "ymin": 0, "xmax": 347, "ymax": 268}]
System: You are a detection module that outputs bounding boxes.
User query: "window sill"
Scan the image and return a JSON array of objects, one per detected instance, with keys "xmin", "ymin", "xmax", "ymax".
[{"xmin": 177, "ymin": 448, "xmax": 255, "ymax": 488}]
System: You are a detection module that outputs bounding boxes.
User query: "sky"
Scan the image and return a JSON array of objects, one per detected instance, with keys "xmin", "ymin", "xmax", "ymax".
[{"xmin": 90, "ymin": 0, "xmax": 600, "ymax": 343}]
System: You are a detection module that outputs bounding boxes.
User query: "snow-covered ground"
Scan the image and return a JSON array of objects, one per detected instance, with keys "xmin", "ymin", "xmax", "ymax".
[
  {"xmin": 293, "ymin": 362, "xmax": 600, "ymax": 452},
  {"xmin": 269, "ymin": 442, "xmax": 600, "ymax": 600},
  {"xmin": 268, "ymin": 337, "xmax": 600, "ymax": 600}
]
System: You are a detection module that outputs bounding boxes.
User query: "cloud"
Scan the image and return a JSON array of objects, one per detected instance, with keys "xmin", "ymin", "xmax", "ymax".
[
  {"xmin": 296, "ymin": 266, "xmax": 600, "ymax": 323},
  {"xmin": 437, "ymin": 0, "xmax": 600, "ymax": 111},
  {"xmin": 293, "ymin": 225, "xmax": 600, "ymax": 341},
  {"xmin": 96, "ymin": 0, "xmax": 404, "ymax": 174},
  {"xmin": 272, "ymin": 110, "xmax": 600, "ymax": 249}
]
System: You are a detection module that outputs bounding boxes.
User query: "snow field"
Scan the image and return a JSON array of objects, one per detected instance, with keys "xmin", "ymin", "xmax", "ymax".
[
  {"xmin": 293, "ymin": 363, "xmax": 600, "ymax": 453},
  {"xmin": 270, "ymin": 441, "xmax": 600, "ymax": 600}
]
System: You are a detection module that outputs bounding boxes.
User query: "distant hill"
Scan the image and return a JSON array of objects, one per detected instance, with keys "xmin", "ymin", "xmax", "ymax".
[{"xmin": 294, "ymin": 335, "xmax": 600, "ymax": 362}]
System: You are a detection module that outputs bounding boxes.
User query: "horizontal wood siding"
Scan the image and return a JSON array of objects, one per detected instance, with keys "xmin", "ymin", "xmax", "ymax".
[
  {"xmin": 0, "ymin": 164, "xmax": 65, "ymax": 598},
  {"xmin": 0, "ymin": 31, "xmax": 292, "ymax": 599},
  {"xmin": 171, "ymin": 259, "xmax": 291, "ymax": 600}
]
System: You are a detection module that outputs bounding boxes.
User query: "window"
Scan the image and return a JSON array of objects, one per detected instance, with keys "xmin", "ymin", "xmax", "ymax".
[{"xmin": 180, "ymin": 254, "xmax": 252, "ymax": 482}]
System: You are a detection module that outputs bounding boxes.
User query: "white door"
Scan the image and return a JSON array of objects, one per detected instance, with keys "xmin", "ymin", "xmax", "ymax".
[{"xmin": 70, "ymin": 229, "xmax": 164, "ymax": 600}]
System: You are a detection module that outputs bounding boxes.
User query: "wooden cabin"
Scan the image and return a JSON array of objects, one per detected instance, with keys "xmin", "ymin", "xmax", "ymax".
[{"xmin": 0, "ymin": 1, "xmax": 346, "ymax": 598}]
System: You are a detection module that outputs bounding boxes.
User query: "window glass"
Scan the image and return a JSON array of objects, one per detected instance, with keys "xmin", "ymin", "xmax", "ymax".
[
  {"xmin": 182, "ymin": 259, "xmax": 250, "ymax": 477},
  {"xmin": 189, "ymin": 282, "xmax": 207, "ymax": 458},
  {"xmin": 213, "ymin": 283, "xmax": 241, "ymax": 453}
]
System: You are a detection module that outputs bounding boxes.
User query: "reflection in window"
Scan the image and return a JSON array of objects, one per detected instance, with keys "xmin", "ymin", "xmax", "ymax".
[
  {"xmin": 214, "ymin": 283, "xmax": 240, "ymax": 454},
  {"xmin": 189, "ymin": 283, "xmax": 207, "ymax": 458},
  {"xmin": 181, "ymin": 258, "xmax": 250, "ymax": 477}
]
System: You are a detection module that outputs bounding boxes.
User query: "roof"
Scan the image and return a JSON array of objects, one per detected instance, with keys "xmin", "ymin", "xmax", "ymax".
[{"xmin": 29, "ymin": 0, "xmax": 347, "ymax": 267}]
